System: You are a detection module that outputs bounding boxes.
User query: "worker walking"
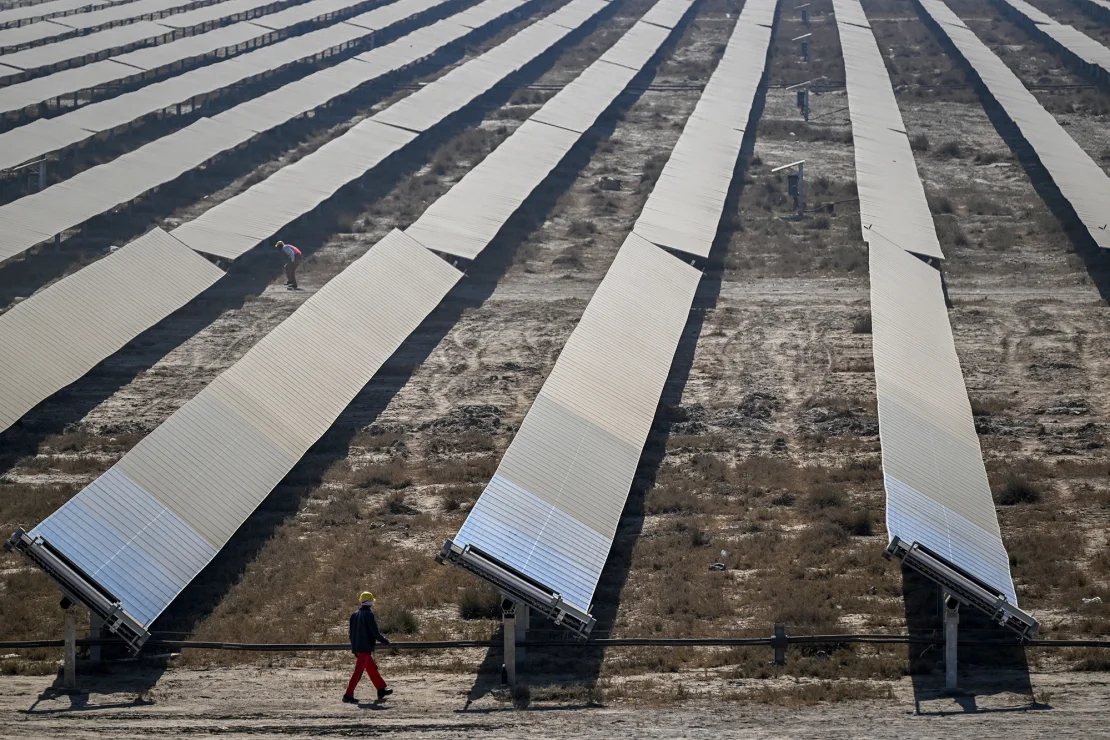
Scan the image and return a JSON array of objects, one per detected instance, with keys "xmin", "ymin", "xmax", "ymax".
[
  {"xmin": 343, "ymin": 591, "xmax": 393, "ymax": 704},
  {"xmin": 274, "ymin": 240, "xmax": 302, "ymax": 290}
]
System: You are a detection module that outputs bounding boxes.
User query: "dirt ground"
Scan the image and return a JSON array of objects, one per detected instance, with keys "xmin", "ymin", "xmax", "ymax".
[
  {"xmin": 1, "ymin": 665, "xmax": 1109, "ymax": 738},
  {"xmin": 1, "ymin": 0, "xmax": 1109, "ymax": 727}
]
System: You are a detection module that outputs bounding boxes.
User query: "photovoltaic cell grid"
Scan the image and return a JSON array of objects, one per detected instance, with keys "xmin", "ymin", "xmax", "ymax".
[
  {"xmin": 833, "ymin": 0, "xmax": 1017, "ymax": 604},
  {"xmin": 18, "ymin": 0, "xmax": 645, "ymax": 632},
  {"xmin": 0, "ymin": 0, "xmax": 427, "ymax": 148},
  {"xmin": 449, "ymin": 0, "xmax": 776, "ymax": 620},
  {"xmin": 0, "ymin": 0, "xmax": 542, "ymax": 434},
  {"xmin": 0, "ymin": 0, "xmax": 507, "ymax": 264},
  {"xmin": 831, "ymin": 0, "xmax": 942, "ymax": 259},
  {"xmin": 994, "ymin": 0, "xmax": 1110, "ymax": 80},
  {"xmin": 0, "ymin": 0, "xmax": 117, "ymax": 28},
  {"xmin": 915, "ymin": 0, "xmax": 1110, "ymax": 250}
]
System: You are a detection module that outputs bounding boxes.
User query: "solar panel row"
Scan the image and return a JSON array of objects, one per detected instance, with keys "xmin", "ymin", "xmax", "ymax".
[
  {"xmin": 0, "ymin": 0, "xmax": 319, "ymax": 72},
  {"xmin": 14, "ymin": 0, "xmax": 672, "ymax": 648},
  {"xmin": 0, "ymin": 0, "xmax": 228, "ymax": 49},
  {"xmin": 0, "ymin": 0, "xmax": 447, "ymax": 165},
  {"xmin": 0, "ymin": 0, "xmax": 524, "ymax": 263},
  {"xmin": 0, "ymin": 0, "xmax": 538, "ymax": 432},
  {"xmin": 993, "ymin": 0, "xmax": 1110, "ymax": 81},
  {"xmin": 172, "ymin": 0, "xmax": 611, "ymax": 259},
  {"xmin": 442, "ymin": 0, "xmax": 776, "ymax": 635},
  {"xmin": 833, "ymin": 0, "xmax": 1023, "ymax": 616},
  {"xmin": 0, "ymin": 0, "xmax": 118, "ymax": 28},
  {"xmin": 832, "ymin": 0, "xmax": 942, "ymax": 260},
  {"xmin": 915, "ymin": 0, "xmax": 1110, "ymax": 250}
]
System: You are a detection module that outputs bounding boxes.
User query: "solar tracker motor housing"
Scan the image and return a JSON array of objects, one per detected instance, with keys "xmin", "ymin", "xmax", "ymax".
[
  {"xmin": 884, "ymin": 536, "xmax": 1039, "ymax": 640},
  {"xmin": 6, "ymin": 528, "xmax": 149, "ymax": 652},
  {"xmin": 437, "ymin": 540, "xmax": 596, "ymax": 639}
]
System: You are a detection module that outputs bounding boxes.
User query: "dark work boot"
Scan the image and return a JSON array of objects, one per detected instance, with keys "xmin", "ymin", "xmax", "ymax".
[
  {"xmin": 377, "ymin": 687, "xmax": 393, "ymax": 701},
  {"xmin": 342, "ymin": 694, "xmax": 357, "ymax": 704}
]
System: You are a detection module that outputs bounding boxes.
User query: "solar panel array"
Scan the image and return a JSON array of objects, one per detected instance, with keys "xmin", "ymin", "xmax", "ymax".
[
  {"xmin": 833, "ymin": 0, "xmax": 1018, "ymax": 605},
  {"xmin": 1075, "ymin": 0, "xmax": 1110, "ymax": 20},
  {"xmin": 19, "ymin": 0, "xmax": 684, "ymax": 642},
  {"xmin": 0, "ymin": 0, "xmax": 316, "ymax": 75},
  {"xmin": 0, "ymin": 0, "xmax": 435, "ymax": 136},
  {"xmin": 0, "ymin": 0, "xmax": 118, "ymax": 28},
  {"xmin": 995, "ymin": 0, "xmax": 1110, "ymax": 80},
  {"xmin": 446, "ymin": 0, "xmax": 775, "ymax": 629},
  {"xmin": 0, "ymin": 0, "xmax": 527, "ymax": 263},
  {"xmin": 832, "ymin": 0, "xmax": 942, "ymax": 259},
  {"xmin": 915, "ymin": 0, "xmax": 1110, "ymax": 250},
  {"xmin": 0, "ymin": 0, "xmax": 228, "ymax": 49},
  {"xmin": 0, "ymin": 0, "xmax": 541, "ymax": 432}
]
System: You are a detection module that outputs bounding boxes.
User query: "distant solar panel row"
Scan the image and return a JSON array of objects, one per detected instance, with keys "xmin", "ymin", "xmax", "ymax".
[
  {"xmin": 832, "ymin": 0, "xmax": 942, "ymax": 259},
  {"xmin": 12, "ymin": 0, "xmax": 678, "ymax": 648},
  {"xmin": 914, "ymin": 0, "xmax": 1110, "ymax": 250},
  {"xmin": 994, "ymin": 0, "xmax": 1110, "ymax": 80},
  {"xmin": 0, "ymin": 0, "xmax": 520, "ymax": 263},
  {"xmin": 1075, "ymin": 0, "xmax": 1110, "ymax": 20},
  {"xmin": 833, "ymin": 0, "xmax": 1028, "ymax": 629},
  {"xmin": 0, "ymin": 0, "xmax": 317, "ymax": 73},
  {"xmin": 0, "ymin": 0, "xmax": 118, "ymax": 28},
  {"xmin": 0, "ymin": 0, "xmax": 227, "ymax": 49},
  {"xmin": 0, "ymin": 0, "xmax": 445, "ymax": 166},
  {"xmin": 442, "ymin": 0, "xmax": 776, "ymax": 635},
  {"xmin": 0, "ymin": 0, "xmax": 541, "ymax": 433}
]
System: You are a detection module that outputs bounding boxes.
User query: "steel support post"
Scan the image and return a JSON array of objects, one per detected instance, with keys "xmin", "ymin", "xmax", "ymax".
[
  {"xmin": 63, "ymin": 608, "xmax": 77, "ymax": 689},
  {"xmin": 773, "ymin": 622, "xmax": 786, "ymax": 665},
  {"xmin": 502, "ymin": 602, "xmax": 517, "ymax": 688},
  {"xmin": 38, "ymin": 159, "xmax": 46, "ymax": 191},
  {"xmin": 89, "ymin": 612, "xmax": 104, "ymax": 665},
  {"xmin": 514, "ymin": 605, "xmax": 529, "ymax": 660},
  {"xmin": 944, "ymin": 594, "xmax": 959, "ymax": 691},
  {"xmin": 797, "ymin": 162, "xmax": 805, "ymax": 218}
]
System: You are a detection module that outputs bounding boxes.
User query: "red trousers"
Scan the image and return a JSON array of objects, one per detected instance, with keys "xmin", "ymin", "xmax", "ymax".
[{"xmin": 346, "ymin": 652, "xmax": 386, "ymax": 696}]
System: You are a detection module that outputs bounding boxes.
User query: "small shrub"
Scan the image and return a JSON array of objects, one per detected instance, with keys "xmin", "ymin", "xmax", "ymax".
[
  {"xmin": 975, "ymin": 150, "xmax": 1006, "ymax": 165},
  {"xmin": 936, "ymin": 140, "xmax": 963, "ymax": 158},
  {"xmin": 993, "ymin": 473, "xmax": 1043, "ymax": 505},
  {"xmin": 851, "ymin": 314, "xmax": 872, "ymax": 334},
  {"xmin": 376, "ymin": 603, "xmax": 419, "ymax": 634},
  {"xmin": 806, "ymin": 215, "xmax": 831, "ymax": 230},
  {"xmin": 458, "ymin": 583, "xmax": 502, "ymax": 620},
  {"xmin": 567, "ymin": 219, "xmax": 598, "ymax": 238},
  {"xmin": 927, "ymin": 194, "xmax": 954, "ymax": 214},
  {"xmin": 910, "ymin": 133, "xmax": 930, "ymax": 151},
  {"xmin": 807, "ymin": 485, "xmax": 845, "ymax": 510}
]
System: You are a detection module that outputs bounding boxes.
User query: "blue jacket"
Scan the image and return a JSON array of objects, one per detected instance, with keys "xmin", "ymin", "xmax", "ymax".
[{"xmin": 349, "ymin": 605, "xmax": 389, "ymax": 654}]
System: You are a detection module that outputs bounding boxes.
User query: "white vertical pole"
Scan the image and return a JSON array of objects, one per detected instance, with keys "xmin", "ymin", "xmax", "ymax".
[
  {"xmin": 38, "ymin": 160, "xmax": 46, "ymax": 191},
  {"xmin": 503, "ymin": 605, "xmax": 517, "ymax": 689},
  {"xmin": 944, "ymin": 595, "xmax": 959, "ymax": 691},
  {"xmin": 63, "ymin": 608, "xmax": 77, "ymax": 689}
]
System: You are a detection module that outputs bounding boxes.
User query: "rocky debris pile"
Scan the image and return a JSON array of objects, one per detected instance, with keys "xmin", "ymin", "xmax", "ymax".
[
  {"xmin": 419, "ymin": 404, "xmax": 503, "ymax": 434},
  {"xmin": 798, "ymin": 403, "xmax": 878, "ymax": 437},
  {"xmin": 1034, "ymin": 398, "xmax": 1091, "ymax": 416}
]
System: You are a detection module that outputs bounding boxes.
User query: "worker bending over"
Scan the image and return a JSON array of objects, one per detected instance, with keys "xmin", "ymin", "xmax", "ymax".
[
  {"xmin": 343, "ymin": 591, "xmax": 393, "ymax": 704},
  {"xmin": 274, "ymin": 240, "xmax": 302, "ymax": 290}
]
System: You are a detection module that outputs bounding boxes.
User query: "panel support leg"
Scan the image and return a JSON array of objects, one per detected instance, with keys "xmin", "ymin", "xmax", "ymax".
[
  {"xmin": 63, "ymin": 607, "xmax": 77, "ymax": 690},
  {"xmin": 38, "ymin": 159, "xmax": 46, "ymax": 191},
  {"xmin": 944, "ymin": 594, "xmax": 959, "ymax": 692},
  {"xmin": 514, "ymin": 604, "xmax": 529, "ymax": 661},
  {"xmin": 89, "ymin": 612, "xmax": 104, "ymax": 665},
  {"xmin": 773, "ymin": 622, "xmax": 786, "ymax": 666},
  {"xmin": 502, "ymin": 600, "xmax": 517, "ymax": 689}
]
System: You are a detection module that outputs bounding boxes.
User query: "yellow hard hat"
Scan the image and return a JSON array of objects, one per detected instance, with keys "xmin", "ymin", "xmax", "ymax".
[
  {"xmin": 274, "ymin": 240, "xmax": 284, "ymax": 248},
  {"xmin": 359, "ymin": 591, "xmax": 375, "ymax": 603}
]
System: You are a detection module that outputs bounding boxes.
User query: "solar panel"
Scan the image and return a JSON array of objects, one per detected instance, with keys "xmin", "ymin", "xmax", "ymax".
[
  {"xmin": 14, "ymin": 229, "xmax": 460, "ymax": 643},
  {"xmin": 832, "ymin": 0, "xmax": 942, "ymax": 259},
  {"xmin": 173, "ymin": 0, "xmax": 610, "ymax": 259},
  {"xmin": 448, "ymin": 234, "xmax": 700, "ymax": 624},
  {"xmin": 0, "ymin": 21, "xmax": 170, "ymax": 74},
  {"xmin": 915, "ymin": 0, "xmax": 1110, "ymax": 250},
  {"xmin": 0, "ymin": 0, "xmax": 116, "ymax": 28},
  {"xmin": 633, "ymin": 4, "xmax": 775, "ymax": 258},
  {"xmin": 0, "ymin": 0, "xmax": 451, "ymax": 167},
  {"xmin": 836, "ymin": 0, "xmax": 1036, "ymax": 637},
  {"xmin": 0, "ymin": 18, "xmax": 74, "ymax": 48},
  {"xmin": 0, "ymin": 228, "xmax": 224, "ymax": 432},
  {"xmin": 440, "ymin": 0, "xmax": 777, "ymax": 635},
  {"xmin": 0, "ymin": 0, "xmax": 528, "ymax": 432},
  {"xmin": 8, "ymin": 0, "xmax": 695, "ymax": 647},
  {"xmin": 996, "ymin": 0, "xmax": 1110, "ymax": 78}
]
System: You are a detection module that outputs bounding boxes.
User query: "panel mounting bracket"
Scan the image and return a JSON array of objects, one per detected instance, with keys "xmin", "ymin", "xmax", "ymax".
[
  {"xmin": 6, "ymin": 529, "xmax": 149, "ymax": 652},
  {"xmin": 437, "ymin": 540, "xmax": 595, "ymax": 639},
  {"xmin": 884, "ymin": 536, "xmax": 1038, "ymax": 640}
]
